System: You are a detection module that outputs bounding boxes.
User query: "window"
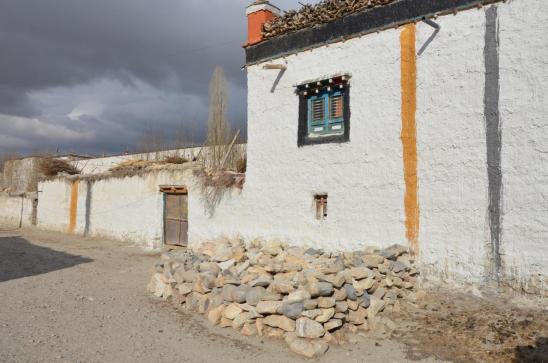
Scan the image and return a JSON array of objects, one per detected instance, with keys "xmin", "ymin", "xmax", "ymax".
[
  {"xmin": 307, "ymin": 91, "xmax": 344, "ymax": 137},
  {"xmin": 315, "ymin": 194, "xmax": 328, "ymax": 220},
  {"xmin": 297, "ymin": 75, "xmax": 350, "ymax": 146}
]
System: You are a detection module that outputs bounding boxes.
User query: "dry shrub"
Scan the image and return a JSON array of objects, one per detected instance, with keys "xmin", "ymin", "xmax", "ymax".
[
  {"xmin": 109, "ymin": 159, "xmax": 161, "ymax": 174},
  {"xmin": 0, "ymin": 152, "xmax": 21, "ymax": 170},
  {"xmin": 194, "ymin": 169, "xmax": 245, "ymax": 190},
  {"xmin": 209, "ymin": 173, "xmax": 238, "ymax": 188},
  {"xmin": 39, "ymin": 158, "xmax": 80, "ymax": 177},
  {"xmin": 194, "ymin": 168, "xmax": 246, "ymax": 217},
  {"xmin": 165, "ymin": 155, "xmax": 188, "ymax": 164},
  {"xmin": 236, "ymin": 156, "xmax": 247, "ymax": 173}
]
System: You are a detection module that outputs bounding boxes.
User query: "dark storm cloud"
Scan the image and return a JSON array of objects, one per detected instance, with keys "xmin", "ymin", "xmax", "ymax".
[
  {"xmin": 0, "ymin": 0, "xmax": 319, "ymax": 155},
  {"xmin": 1, "ymin": 0, "xmax": 247, "ymax": 114},
  {"xmin": 0, "ymin": 87, "xmax": 36, "ymax": 117}
]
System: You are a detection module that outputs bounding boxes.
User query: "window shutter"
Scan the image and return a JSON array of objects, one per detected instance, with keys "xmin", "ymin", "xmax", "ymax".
[
  {"xmin": 311, "ymin": 97, "xmax": 325, "ymax": 122},
  {"xmin": 330, "ymin": 94, "xmax": 343, "ymax": 119}
]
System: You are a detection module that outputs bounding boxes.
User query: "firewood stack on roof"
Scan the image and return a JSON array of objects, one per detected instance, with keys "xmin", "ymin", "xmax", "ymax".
[{"xmin": 263, "ymin": 0, "xmax": 396, "ymax": 40}]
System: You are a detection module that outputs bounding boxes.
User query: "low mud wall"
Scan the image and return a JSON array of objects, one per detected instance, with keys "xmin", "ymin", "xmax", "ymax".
[
  {"xmin": 0, "ymin": 193, "xmax": 36, "ymax": 227},
  {"xmin": 35, "ymin": 165, "xmax": 245, "ymax": 249}
]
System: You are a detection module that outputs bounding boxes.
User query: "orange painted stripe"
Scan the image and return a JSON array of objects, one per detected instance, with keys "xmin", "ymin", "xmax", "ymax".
[
  {"xmin": 400, "ymin": 24, "xmax": 420, "ymax": 256},
  {"xmin": 68, "ymin": 180, "xmax": 79, "ymax": 234}
]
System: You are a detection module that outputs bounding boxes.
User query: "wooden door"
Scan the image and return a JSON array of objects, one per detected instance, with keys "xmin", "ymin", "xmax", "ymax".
[{"xmin": 164, "ymin": 192, "xmax": 188, "ymax": 246}]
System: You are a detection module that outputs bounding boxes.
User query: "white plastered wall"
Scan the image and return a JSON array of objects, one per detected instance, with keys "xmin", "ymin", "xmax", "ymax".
[
  {"xmin": 498, "ymin": 0, "xmax": 548, "ymax": 292},
  {"xmin": 416, "ymin": 9, "xmax": 489, "ymax": 283},
  {"xmin": 409, "ymin": 1, "xmax": 547, "ymax": 291},
  {"xmin": 84, "ymin": 172, "xmax": 168, "ymax": 248},
  {"xmin": 236, "ymin": 28, "xmax": 407, "ymax": 251},
  {"xmin": 37, "ymin": 168, "xmax": 207, "ymax": 249},
  {"xmin": 37, "ymin": 180, "xmax": 71, "ymax": 233},
  {"xmin": 0, "ymin": 193, "xmax": 34, "ymax": 227}
]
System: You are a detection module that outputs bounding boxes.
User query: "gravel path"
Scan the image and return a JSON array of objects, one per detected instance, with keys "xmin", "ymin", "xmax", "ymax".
[{"xmin": 0, "ymin": 227, "xmax": 441, "ymax": 363}]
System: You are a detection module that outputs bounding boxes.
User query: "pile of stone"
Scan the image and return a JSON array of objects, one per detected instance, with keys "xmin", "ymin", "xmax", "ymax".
[{"xmin": 148, "ymin": 240, "xmax": 418, "ymax": 358}]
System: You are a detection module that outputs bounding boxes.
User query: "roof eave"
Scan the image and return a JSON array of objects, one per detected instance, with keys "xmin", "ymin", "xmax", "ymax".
[{"xmin": 245, "ymin": 0, "xmax": 502, "ymax": 66}]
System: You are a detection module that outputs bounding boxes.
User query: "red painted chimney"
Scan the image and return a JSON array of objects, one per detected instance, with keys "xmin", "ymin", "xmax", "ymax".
[{"xmin": 245, "ymin": 0, "xmax": 281, "ymax": 46}]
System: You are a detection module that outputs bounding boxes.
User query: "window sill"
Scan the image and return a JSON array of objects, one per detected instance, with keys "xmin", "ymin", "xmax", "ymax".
[{"xmin": 298, "ymin": 133, "xmax": 350, "ymax": 147}]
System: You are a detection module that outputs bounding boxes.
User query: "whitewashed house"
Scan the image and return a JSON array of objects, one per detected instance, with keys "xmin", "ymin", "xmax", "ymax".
[{"xmin": 237, "ymin": 0, "xmax": 548, "ymax": 294}]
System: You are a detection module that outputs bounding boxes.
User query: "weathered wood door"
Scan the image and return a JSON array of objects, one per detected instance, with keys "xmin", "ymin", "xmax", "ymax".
[{"xmin": 164, "ymin": 192, "xmax": 188, "ymax": 246}]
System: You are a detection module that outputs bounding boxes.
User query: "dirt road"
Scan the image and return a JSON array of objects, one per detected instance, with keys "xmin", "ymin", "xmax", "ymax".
[{"xmin": 0, "ymin": 227, "xmax": 441, "ymax": 363}]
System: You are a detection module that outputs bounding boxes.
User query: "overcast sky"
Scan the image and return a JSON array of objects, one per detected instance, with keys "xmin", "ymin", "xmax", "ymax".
[{"xmin": 0, "ymin": 0, "xmax": 321, "ymax": 156}]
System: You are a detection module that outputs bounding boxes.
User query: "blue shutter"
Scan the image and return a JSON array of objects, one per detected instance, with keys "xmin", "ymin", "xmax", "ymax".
[
  {"xmin": 308, "ymin": 94, "xmax": 328, "ymax": 135},
  {"xmin": 307, "ymin": 89, "xmax": 345, "ymax": 137}
]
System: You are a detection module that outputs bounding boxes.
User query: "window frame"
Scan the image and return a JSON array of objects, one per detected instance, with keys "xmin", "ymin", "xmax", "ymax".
[
  {"xmin": 298, "ymin": 82, "xmax": 350, "ymax": 147},
  {"xmin": 314, "ymin": 194, "xmax": 328, "ymax": 220}
]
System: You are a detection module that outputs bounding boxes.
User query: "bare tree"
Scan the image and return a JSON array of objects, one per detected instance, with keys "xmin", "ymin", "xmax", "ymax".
[
  {"xmin": 205, "ymin": 66, "xmax": 231, "ymax": 169},
  {"xmin": 137, "ymin": 127, "xmax": 167, "ymax": 160}
]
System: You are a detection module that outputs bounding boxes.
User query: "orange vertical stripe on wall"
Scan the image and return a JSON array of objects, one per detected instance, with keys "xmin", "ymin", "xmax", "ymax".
[
  {"xmin": 400, "ymin": 24, "xmax": 420, "ymax": 256},
  {"xmin": 68, "ymin": 180, "xmax": 79, "ymax": 234}
]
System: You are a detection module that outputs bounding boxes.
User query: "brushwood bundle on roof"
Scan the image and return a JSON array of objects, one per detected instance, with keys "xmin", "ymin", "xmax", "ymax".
[
  {"xmin": 39, "ymin": 158, "xmax": 80, "ymax": 177},
  {"xmin": 263, "ymin": 0, "xmax": 396, "ymax": 39}
]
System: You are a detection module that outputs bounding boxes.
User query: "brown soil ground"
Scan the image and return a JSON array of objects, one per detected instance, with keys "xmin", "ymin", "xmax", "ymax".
[{"xmin": 391, "ymin": 288, "xmax": 548, "ymax": 363}]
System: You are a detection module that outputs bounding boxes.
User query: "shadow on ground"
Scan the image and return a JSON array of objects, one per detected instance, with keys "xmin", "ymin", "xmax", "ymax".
[
  {"xmin": 0, "ymin": 236, "xmax": 92, "ymax": 282},
  {"xmin": 515, "ymin": 337, "xmax": 548, "ymax": 362}
]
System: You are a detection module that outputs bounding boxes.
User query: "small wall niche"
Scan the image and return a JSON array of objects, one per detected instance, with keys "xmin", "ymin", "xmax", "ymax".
[{"xmin": 314, "ymin": 194, "xmax": 328, "ymax": 220}]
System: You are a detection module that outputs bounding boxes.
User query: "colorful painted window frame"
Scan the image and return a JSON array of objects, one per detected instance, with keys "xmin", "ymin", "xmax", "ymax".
[{"xmin": 297, "ymin": 79, "xmax": 350, "ymax": 147}]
